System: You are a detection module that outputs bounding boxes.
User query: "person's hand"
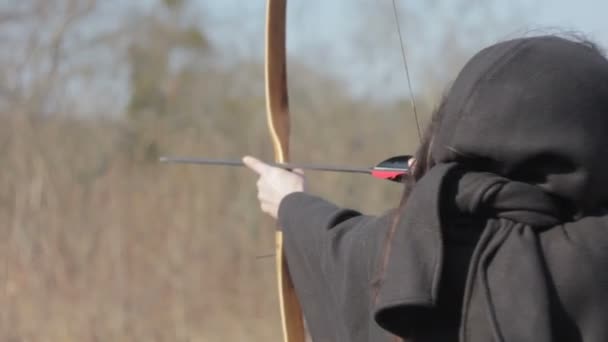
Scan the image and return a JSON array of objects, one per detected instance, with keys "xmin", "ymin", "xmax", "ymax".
[{"xmin": 243, "ymin": 156, "xmax": 305, "ymax": 219}]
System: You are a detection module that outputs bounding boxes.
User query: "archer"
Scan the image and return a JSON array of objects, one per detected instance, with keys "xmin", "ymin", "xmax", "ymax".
[{"xmin": 244, "ymin": 35, "xmax": 608, "ymax": 342}]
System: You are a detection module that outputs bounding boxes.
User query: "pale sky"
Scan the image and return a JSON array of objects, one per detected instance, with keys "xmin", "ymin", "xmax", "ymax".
[
  {"xmin": 534, "ymin": 0, "xmax": 608, "ymax": 42},
  {"xmin": 200, "ymin": 0, "xmax": 608, "ymax": 99}
]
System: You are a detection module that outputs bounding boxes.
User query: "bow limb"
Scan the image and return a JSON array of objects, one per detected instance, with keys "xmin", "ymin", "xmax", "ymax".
[{"xmin": 264, "ymin": 1, "xmax": 306, "ymax": 341}]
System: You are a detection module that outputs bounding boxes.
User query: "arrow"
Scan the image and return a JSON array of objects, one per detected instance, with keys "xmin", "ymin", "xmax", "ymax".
[{"xmin": 159, "ymin": 155, "xmax": 412, "ymax": 183}]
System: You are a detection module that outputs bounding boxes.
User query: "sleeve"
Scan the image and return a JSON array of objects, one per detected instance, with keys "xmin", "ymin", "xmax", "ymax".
[{"xmin": 277, "ymin": 192, "xmax": 398, "ymax": 342}]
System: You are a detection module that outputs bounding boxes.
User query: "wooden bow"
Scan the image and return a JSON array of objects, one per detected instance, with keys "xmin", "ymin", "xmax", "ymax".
[
  {"xmin": 264, "ymin": 1, "xmax": 307, "ymax": 341},
  {"xmin": 263, "ymin": 2, "xmax": 419, "ymax": 341}
]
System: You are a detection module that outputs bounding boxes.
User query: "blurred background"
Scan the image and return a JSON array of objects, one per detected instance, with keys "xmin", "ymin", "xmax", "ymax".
[{"xmin": 0, "ymin": 0, "xmax": 606, "ymax": 340}]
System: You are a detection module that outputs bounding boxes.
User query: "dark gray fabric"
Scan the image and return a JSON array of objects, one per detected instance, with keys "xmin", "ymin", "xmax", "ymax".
[
  {"xmin": 278, "ymin": 192, "xmax": 400, "ymax": 341},
  {"xmin": 278, "ymin": 35, "xmax": 608, "ymax": 342},
  {"xmin": 374, "ymin": 36, "xmax": 608, "ymax": 341},
  {"xmin": 278, "ymin": 192, "xmax": 479, "ymax": 342}
]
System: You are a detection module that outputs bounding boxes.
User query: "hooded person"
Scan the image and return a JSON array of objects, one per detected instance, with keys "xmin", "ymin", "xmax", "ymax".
[{"xmin": 243, "ymin": 35, "xmax": 608, "ymax": 342}]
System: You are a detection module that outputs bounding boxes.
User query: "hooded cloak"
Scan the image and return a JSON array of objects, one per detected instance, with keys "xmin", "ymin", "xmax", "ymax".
[
  {"xmin": 277, "ymin": 35, "xmax": 608, "ymax": 342},
  {"xmin": 374, "ymin": 36, "xmax": 608, "ymax": 341}
]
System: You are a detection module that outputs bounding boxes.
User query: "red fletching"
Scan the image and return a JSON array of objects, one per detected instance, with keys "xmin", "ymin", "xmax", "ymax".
[
  {"xmin": 369, "ymin": 155, "xmax": 411, "ymax": 183},
  {"xmin": 370, "ymin": 169, "xmax": 407, "ymax": 182}
]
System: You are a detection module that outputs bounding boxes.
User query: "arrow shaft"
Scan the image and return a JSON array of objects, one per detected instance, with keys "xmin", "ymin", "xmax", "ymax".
[{"xmin": 159, "ymin": 156, "xmax": 373, "ymax": 174}]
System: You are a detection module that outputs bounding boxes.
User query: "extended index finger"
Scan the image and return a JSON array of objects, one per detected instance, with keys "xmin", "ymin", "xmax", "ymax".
[{"xmin": 242, "ymin": 156, "xmax": 271, "ymax": 175}]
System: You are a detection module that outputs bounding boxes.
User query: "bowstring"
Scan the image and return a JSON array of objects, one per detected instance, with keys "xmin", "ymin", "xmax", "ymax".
[{"xmin": 391, "ymin": 0, "xmax": 422, "ymax": 143}]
